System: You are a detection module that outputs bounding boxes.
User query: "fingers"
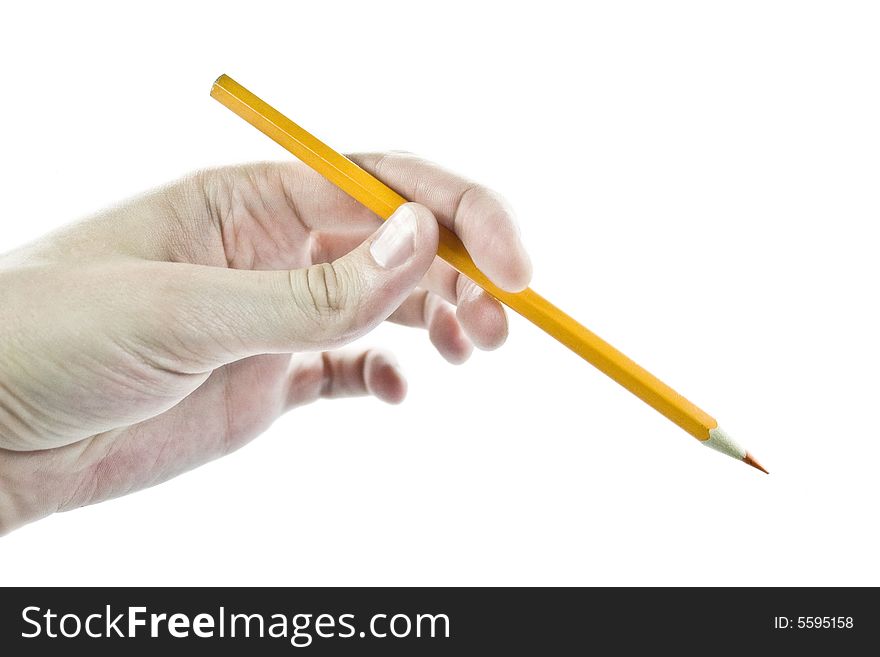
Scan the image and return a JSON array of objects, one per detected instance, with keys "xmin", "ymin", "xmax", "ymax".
[
  {"xmin": 388, "ymin": 290, "xmax": 473, "ymax": 364},
  {"xmin": 145, "ymin": 203, "xmax": 439, "ymax": 367},
  {"xmin": 310, "ymin": 232, "xmax": 511, "ymax": 356},
  {"xmin": 349, "ymin": 153, "xmax": 533, "ymax": 292},
  {"xmin": 389, "ymin": 257, "xmax": 508, "ymax": 355},
  {"xmin": 419, "ymin": 258, "xmax": 509, "ymax": 350},
  {"xmin": 286, "ymin": 349, "xmax": 407, "ymax": 409},
  {"xmin": 453, "ymin": 277, "xmax": 508, "ymax": 351},
  {"xmin": 47, "ymin": 154, "xmax": 533, "ymax": 293},
  {"xmin": 50, "ymin": 350, "xmax": 407, "ymax": 513}
]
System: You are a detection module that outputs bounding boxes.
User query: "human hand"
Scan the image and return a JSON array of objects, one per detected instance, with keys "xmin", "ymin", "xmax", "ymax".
[{"xmin": 0, "ymin": 154, "xmax": 531, "ymax": 534}]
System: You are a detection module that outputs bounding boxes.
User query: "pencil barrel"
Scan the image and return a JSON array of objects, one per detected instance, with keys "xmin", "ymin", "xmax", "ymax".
[{"xmin": 211, "ymin": 74, "xmax": 718, "ymax": 442}]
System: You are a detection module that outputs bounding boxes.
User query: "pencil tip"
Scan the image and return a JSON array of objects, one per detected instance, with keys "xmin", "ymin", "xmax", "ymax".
[{"xmin": 743, "ymin": 452, "xmax": 769, "ymax": 474}]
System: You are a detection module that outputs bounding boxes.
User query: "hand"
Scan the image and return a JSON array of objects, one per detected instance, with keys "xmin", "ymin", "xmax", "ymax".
[{"xmin": 0, "ymin": 154, "xmax": 531, "ymax": 534}]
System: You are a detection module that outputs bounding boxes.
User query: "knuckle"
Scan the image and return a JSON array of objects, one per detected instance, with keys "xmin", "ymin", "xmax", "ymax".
[
  {"xmin": 288, "ymin": 262, "xmax": 359, "ymax": 346},
  {"xmin": 305, "ymin": 262, "xmax": 345, "ymax": 313},
  {"xmin": 463, "ymin": 183, "xmax": 499, "ymax": 211},
  {"xmin": 451, "ymin": 183, "xmax": 484, "ymax": 230},
  {"xmin": 455, "ymin": 183, "xmax": 483, "ymax": 213},
  {"xmin": 455, "ymin": 183, "xmax": 519, "ymax": 234}
]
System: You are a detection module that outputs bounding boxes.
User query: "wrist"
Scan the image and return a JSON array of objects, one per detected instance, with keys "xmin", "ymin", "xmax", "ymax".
[
  {"xmin": 0, "ymin": 451, "xmax": 59, "ymax": 536},
  {"xmin": 0, "ymin": 475, "xmax": 28, "ymax": 536}
]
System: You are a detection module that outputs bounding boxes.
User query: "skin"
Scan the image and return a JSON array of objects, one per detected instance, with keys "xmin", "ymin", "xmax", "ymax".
[{"xmin": 0, "ymin": 153, "xmax": 532, "ymax": 535}]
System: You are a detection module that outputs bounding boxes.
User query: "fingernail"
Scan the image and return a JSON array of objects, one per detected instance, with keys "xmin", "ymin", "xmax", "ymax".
[{"xmin": 370, "ymin": 205, "xmax": 417, "ymax": 269}]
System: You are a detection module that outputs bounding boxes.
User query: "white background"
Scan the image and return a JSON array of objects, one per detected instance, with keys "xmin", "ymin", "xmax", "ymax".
[{"xmin": 2, "ymin": 1, "xmax": 878, "ymax": 586}]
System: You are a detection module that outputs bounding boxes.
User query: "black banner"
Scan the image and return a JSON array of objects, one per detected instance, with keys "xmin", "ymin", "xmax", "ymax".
[{"xmin": 1, "ymin": 588, "xmax": 873, "ymax": 654}]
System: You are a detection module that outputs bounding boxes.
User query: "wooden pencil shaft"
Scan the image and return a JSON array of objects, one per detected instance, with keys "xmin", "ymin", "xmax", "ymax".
[{"xmin": 210, "ymin": 75, "xmax": 717, "ymax": 440}]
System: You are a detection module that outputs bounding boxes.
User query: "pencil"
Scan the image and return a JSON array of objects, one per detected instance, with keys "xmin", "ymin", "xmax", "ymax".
[{"xmin": 209, "ymin": 74, "xmax": 767, "ymax": 474}]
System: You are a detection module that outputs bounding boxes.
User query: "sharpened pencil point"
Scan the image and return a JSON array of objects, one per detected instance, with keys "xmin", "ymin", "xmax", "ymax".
[{"xmin": 743, "ymin": 452, "xmax": 768, "ymax": 474}]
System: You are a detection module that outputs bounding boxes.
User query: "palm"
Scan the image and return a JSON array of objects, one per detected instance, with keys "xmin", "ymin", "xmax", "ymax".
[{"xmin": 71, "ymin": 164, "xmax": 384, "ymax": 503}]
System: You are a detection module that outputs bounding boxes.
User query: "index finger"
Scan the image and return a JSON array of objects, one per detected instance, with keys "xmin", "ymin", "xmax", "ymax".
[{"xmin": 349, "ymin": 153, "xmax": 533, "ymax": 293}]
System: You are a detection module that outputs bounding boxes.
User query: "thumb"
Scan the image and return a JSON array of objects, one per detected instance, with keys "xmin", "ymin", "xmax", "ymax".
[{"xmin": 156, "ymin": 203, "xmax": 438, "ymax": 363}]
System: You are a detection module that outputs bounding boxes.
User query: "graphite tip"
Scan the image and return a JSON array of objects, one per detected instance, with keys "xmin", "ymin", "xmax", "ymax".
[{"xmin": 742, "ymin": 452, "xmax": 769, "ymax": 474}]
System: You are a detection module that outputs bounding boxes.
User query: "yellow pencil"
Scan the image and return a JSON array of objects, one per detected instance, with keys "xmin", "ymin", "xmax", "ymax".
[{"xmin": 210, "ymin": 74, "xmax": 767, "ymax": 473}]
